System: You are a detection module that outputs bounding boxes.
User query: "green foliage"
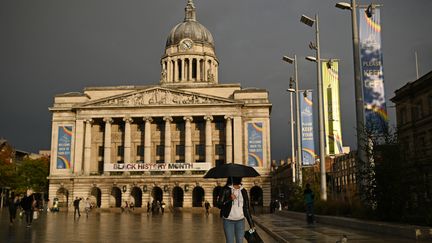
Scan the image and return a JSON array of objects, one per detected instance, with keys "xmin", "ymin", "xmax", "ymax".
[{"xmin": 0, "ymin": 158, "xmax": 49, "ymax": 195}]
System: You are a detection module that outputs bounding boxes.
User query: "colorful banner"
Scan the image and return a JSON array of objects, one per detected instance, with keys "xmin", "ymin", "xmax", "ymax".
[
  {"xmin": 247, "ymin": 122, "xmax": 263, "ymax": 167},
  {"xmin": 57, "ymin": 126, "xmax": 73, "ymax": 169},
  {"xmin": 300, "ymin": 91, "xmax": 316, "ymax": 166},
  {"xmin": 322, "ymin": 61, "xmax": 344, "ymax": 155},
  {"xmin": 359, "ymin": 7, "xmax": 388, "ymax": 133}
]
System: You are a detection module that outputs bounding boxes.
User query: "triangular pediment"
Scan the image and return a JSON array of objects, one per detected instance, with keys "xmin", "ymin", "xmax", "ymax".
[{"xmin": 79, "ymin": 87, "xmax": 241, "ymax": 108}]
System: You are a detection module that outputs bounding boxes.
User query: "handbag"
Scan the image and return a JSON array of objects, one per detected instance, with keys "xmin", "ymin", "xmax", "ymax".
[
  {"xmin": 33, "ymin": 210, "xmax": 38, "ymax": 220},
  {"xmin": 244, "ymin": 228, "xmax": 263, "ymax": 243}
]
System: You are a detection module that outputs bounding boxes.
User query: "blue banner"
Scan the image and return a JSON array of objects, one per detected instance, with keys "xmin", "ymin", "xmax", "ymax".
[
  {"xmin": 57, "ymin": 126, "xmax": 73, "ymax": 169},
  {"xmin": 300, "ymin": 91, "xmax": 316, "ymax": 166},
  {"xmin": 359, "ymin": 7, "xmax": 388, "ymax": 134},
  {"xmin": 247, "ymin": 122, "xmax": 263, "ymax": 167}
]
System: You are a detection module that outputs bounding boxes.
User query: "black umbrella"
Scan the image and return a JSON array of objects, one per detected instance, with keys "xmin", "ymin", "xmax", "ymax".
[{"xmin": 203, "ymin": 163, "xmax": 260, "ymax": 178}]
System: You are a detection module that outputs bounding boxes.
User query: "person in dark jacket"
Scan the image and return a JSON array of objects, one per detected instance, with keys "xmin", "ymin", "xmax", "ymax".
[
  {"xmin": 217, "ymin": 177, "xmax": 255, "ymax": 243},
  {"xmin": 20, "ymin": 193, "xmax": 34, "ymax": 227},
  {"xmin": 8, "ymin": 195, "xmax": 20, "ymax": 225}
]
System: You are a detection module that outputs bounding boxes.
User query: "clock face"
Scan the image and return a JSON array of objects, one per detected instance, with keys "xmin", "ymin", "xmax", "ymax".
[{"xmin": 180, "ymin": 39, "xmax": 193, "ymax": 50}]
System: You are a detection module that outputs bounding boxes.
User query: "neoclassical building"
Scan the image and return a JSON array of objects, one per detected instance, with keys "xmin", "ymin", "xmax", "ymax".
[{"xmin": 48, "ymin": 0, "xmax": 271, "ymax": 209}]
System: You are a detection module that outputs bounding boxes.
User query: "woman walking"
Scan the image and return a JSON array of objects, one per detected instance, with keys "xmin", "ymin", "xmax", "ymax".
[{"xmin": 217, "ymin": 177, "xmax": 255, "ymax": 243}]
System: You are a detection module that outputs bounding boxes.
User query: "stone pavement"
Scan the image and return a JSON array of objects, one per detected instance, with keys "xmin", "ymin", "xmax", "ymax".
[
  {"xmin": 0, "ymin": 209, "xmax": 277, "ymax": 243},
  {"xmin": 253, "ymin": 213, "xmax": 415, "ymax": 242}
]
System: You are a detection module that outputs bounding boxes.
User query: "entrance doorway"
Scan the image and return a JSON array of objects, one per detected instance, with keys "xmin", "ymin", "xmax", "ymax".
[
  {"xmin": 212, "ymin": 186, "xmax": 222, "ymax": 207},
  {"xmin": 172, "ymin": 186, "xmax": 184, "ymax": 207},
  {"xmin": 90, "ymin": 187, "xmax": 102, "ymax": 208},
  {"xmin": 111, "ymin": 187, "xmax": 122, "ymax": 207},
  {"xmin": 56, "ymin": 188, "xmax": 69, "ymax": 208},
  {"xmin": 130, "ymin": 187, "xmax": 143, "ymax": 207},
  {"xmin": 192, "ymin": 186, "xmax": 205, "ymax": 207},
  {"xmin": 152, "ymin": 187, "xmax": 163, "ymax": 203},
  {"xmin": 250, "ymin": 186, "xmax": 263, "ymax": 206}
]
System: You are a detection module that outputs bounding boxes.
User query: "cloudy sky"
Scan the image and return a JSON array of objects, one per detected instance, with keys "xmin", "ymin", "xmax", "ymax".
[{"xmin": 1, "ymin": 0, "xmax": 431, "ymax": 160}]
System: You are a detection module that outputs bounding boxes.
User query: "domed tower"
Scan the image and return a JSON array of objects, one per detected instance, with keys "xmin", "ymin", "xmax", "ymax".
[{"xmin": 160, "ymin": 0, "xmax": 218, "ymax": 85}]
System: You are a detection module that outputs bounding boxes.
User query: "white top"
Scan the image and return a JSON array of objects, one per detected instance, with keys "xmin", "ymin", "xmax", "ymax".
[{"xmin": 226, "ymin": 185, "xmax": 244, "ymax": 221}]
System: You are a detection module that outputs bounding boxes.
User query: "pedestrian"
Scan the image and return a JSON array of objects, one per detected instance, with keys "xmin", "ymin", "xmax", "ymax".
[
  {"xmin": 147, "ymin": 201, "xmax": 151, "ymax": 215},
  {"xmin": 20, "ymin": 192, "xmax": 35, "ymax": 227},
  {"xmin": 161, "ymin": 201, "xmax": 166, "ymax": 214},
  {"xmin": 8, "ymin": 195, "xmax": 20, "ymax": 225},
  {"xmin": 73, "ymin": 197, "xmax": 82, "ymax": 218},
  {"xmin": 303, "ymin": 183, "xmax": 315, "ymax": 224},
  {"xmin": 130, "ymin": 201, "xmax": 134, "ymax": 211},
  {"xmin": 85, "ymin": 198, "xmax": 91, "ymax": 218},
  {"xmin": 204, "ymin": 200, "xmax": 210, "ymax": 215},
  {"xmin": 217, "ymin": 177, "xmax": 255, "ymax": 243}
]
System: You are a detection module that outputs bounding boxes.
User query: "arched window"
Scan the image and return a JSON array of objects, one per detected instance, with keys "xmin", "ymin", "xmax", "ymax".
[{"xmin": 192, "ymin": 58, "xmax": 197, "ymax": 80}]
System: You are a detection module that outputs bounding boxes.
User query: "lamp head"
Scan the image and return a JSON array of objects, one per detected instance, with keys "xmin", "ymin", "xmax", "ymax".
[
  {"xmin": 335, "ymin": 2, "xmax": 352, "ymax": 10},
  {"xmin": 365, "ymin": 4, "xmax": 374, "ymax": 18},
  {"xmin": 326, "ymin": 60, "xmax": 333, "ymax": 69},
  {"xmin": 300, "ymin": 15, "xmax": 315, "ymax": 27},
  {"xmin": 282, "ymin": 56, "xmax": 294, "ymax": 64},
  {"xmin": 305, "ymin": 56, "xmax": 317, "ymax": 62}
]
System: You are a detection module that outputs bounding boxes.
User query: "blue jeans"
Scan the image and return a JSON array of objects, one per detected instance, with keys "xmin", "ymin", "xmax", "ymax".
[{"xmin": 223, "ymin": 218, "xmax": 244, "ymax": 243}]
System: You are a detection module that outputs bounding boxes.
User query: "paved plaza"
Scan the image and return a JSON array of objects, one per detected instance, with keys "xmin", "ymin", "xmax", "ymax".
[
  {"xmin": 0, "ymin": 209, "xmax": 418, "ymax": 243},
  {"xmin": 0, "ymin": 209, "xmax": 276, "ymax": 243}
]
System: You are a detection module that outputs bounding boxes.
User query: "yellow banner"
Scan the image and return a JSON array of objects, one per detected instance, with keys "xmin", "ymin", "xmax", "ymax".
[{"xmin": 322, "ymin": 61, "xmax": 343, "ymax": 155}]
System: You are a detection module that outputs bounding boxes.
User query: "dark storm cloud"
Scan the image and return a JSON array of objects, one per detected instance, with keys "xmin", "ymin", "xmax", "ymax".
[{"xmin": 1, "ymin": 0, "xmax": 431, "ymax": 160}]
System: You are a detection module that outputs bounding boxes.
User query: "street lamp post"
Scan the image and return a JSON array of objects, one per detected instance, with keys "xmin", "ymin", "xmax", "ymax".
[
  {"xmin": 301, "ymin": 14, "xmax": 327, "ymax": 200},
  {"xmin": 283, "ymin": 55, "xmax": 303, "ymax": 186},
  {"xmin": 336, "ymin": 0, "xmax": 368, "ymax": 181},
  {"xmin": 289, "ymin": 80, "xmax": 296, "ymax": 183}
]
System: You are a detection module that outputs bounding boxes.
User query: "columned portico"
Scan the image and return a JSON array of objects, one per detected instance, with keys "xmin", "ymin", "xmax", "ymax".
[
  {"xmin": 143, "ymin": 117, "xmax": 153, "ymax": 164},
  {"xmin": 224, "ymin": 115, "xmax": 233, "ymax": 164},
  {"xmin": 184, "ymin": 116, "xmax": 193, "ymax": 163},
  {"xmin": 103, "ymin": 117, "xmax": 113, "ymax": 175},
  {"xmin": 204, "ymin": 115, "xmax": 213, "ymax": 163},
  {"xmin": 83, "ymin": 119, "xmax": 93, "ymax": 175},
  {"xmin": 163, "ymin": 116, "xmax": 173, "ymax": 163},
  {"xmin": 123, "ymin": 117, "xmax": 133, "ymax": 163}
]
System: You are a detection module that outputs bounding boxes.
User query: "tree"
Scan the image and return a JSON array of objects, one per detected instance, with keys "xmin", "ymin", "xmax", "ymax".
[{"xmin": 14, "ymin": 158, "xmax": 49, "ymax": 194}]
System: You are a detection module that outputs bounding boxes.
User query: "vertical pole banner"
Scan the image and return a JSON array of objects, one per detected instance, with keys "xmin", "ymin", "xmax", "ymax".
[
  {"xmin": 247, "ymin": 122, "xmax": 263, "ymax": 167},
  {"xmin": 322, "ymin": 61, "xmax": 344, "ymax": 155},
  {"xmin": 57, "ymin": 126, "xmax": 73, "ymax": 169},
  {"xmin": 358, "ymin": 7, "xmax": 388, "ymax": 134},
  {"xmin": 300, "ymin": 91, "xmax": 316, "ymax": 166}
]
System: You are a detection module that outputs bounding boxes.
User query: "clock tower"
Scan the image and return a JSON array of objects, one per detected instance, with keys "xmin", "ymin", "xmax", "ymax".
[{"xmin": 160, "ymin": 0, "xmax": 219, "ymax": 85}]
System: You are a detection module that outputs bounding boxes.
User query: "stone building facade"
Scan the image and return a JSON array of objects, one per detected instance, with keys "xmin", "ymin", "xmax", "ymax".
[{"xmin": 48, "ymin": 0, "xmax": 271, "ymax": 209}]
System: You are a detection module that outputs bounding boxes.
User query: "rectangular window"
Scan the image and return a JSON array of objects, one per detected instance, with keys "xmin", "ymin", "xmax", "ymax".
[
  {"xmin": 215, "ymin": 144, "xmax": 225, "ymax": 155},
  {"xmin": 195, "ymin": 123, "xmax": 204, "ymax": 131},
  {"xmin": 99, "ymin": 125, "xmax": 105, "ymax": 132},
  {"xmin": 117, "ymin": 146, "xmax": 124, "ymax": 156},
  {"xmin": 215, "ymin": 122, "xmax": 224, "ymax": 131},
  {"xmin": 215, "ymin": 159, "xmax": 225, "ymax": 167},
  {"xmin": 156, "ymin": 145, "xmax": 164, "ymax": 156},
  {"xmin": 118, "ymin": 124, "xmax": 125, "ymax": 132},
  {"xmin": 98, "ymin": 146, "xmax": 104, "ymax": 157},
  {"xmin": 195, "ymin": 144, "xmax": 205, "ymax": 156},
  {"xmin": 137, "ymin": 145, "xmax": 144, "ymax": 156},
  {"xmin": 176, "ymin": 145, "xmax": 185, "ymax": 156},
  {"xmin": 176, "ymin": 123, "xmax": 184, "ymax": 131},
  {"xmin": 137, "ymin": 124, "xmax": 144, "ymax": 132},
  {"xmin": 156, "ymin": 124, "xmax": 164, "ymax": 131},
  {"xmin": 399, "ymin": 107, "xmax": 407, "ymax": 124}
]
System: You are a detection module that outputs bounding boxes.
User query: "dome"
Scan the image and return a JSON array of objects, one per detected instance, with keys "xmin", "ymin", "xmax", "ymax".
[
  {"xmin": 166, "ymin": 21, "xmax": 214, "ymax": 48},
  {"xmin": 165, "ymin": 0, "xmax": 214, "ymax": 48}
]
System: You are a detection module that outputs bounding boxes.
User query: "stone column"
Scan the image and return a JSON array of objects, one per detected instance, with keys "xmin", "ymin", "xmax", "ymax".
[
  {"xmin": 123, "ymin": 117, "xmax": 133, "ymax": 163},
  {"xmin": 143, "ymin": 117, "xmax": 153, "ymax": 164},
  {"xmin": 83, "ymin": 119, "xmax": 93, "ymax": 175},
  {"xmin": 224, "ymin": 115, "xmax": 233, "ymax": 164},
  {"xmin": 181, "ymin": 58, "xmax": 186, "ymax": 81},
  {"xmin": 74, "ymin": 119, "xmax": 85, "ymax": 175},
  {"xmin": 183, "ymin": 116, "xmax": 193, "ymax": 163},
  {"xmin": 103, "ymin": 117, "xmax": 113, "ymax": 175},
  {"xmin": 188, "ymin": 58, "xmax": 193, "ymax": 81},
  {"xmin": 204, "ymin": 115, "xmax": 213, "ymax": 164},
  {"xmin": 163, "ymin": 116, "xmax": 173, "ymax": 163},
  {"xmin": 233, "ymin": 116, "xmax": 243, "ymax": 164},
  {"xmin": 203, "ymin": 57, "xmax": 207, "ymax": 81}
]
